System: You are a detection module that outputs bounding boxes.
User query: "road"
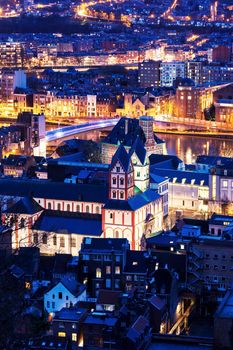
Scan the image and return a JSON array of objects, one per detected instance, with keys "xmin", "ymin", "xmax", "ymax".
[{"xmin": 45, "ymin": 118, "xmax": 119, "ymax": 142}]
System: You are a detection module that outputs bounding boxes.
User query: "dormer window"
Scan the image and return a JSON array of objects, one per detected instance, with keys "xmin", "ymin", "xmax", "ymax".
[{"xmin": 116, "ymin": 166, "xmax": 120, "ymax": 172}]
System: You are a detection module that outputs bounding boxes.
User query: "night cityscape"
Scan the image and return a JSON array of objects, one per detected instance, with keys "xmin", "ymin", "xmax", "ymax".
[{"xmin": 0, "ymin": 0, "xmax": 233, "ymax": 349}]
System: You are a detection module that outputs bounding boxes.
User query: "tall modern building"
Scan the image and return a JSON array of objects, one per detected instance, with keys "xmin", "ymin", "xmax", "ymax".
[
  {"xmin": 138, "ymin": 61, "xmax": 161, "ymax": 88},
  {"xmin": 0, "ymin": 70, "xmax": 27, "ymax": 102},
  {"xmin": 0, "ymin": 41, "xmax": 24, "ymax": 68},
  {"xmin": 161, "ymin": 62, "xmax": 185, "ymax": 87},
  {"xmin": 186, "ymin": 61, "xmax": 203, "ymax": 86}
]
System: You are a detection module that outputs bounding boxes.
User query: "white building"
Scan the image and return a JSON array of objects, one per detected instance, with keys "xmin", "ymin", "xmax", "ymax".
[
  {"xmin": 44, "ymin": 278, "xmax": 86, "ymax": 313},
  {"xmin": 161, "ymin": 62, "xmax": 185, "ymax": 87}
]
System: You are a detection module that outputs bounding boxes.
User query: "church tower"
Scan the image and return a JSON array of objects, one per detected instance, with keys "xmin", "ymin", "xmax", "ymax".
[
  {"xmin": 129, "ymin": 137, "xmax": 149, "ymax": 192},
  {"xmin": 139, "ymin": 116, "xmax": 157, "ymax": 155},
  {"xmin": 109, "ymin": 145, "xmax": 134, "ymax": 201}
]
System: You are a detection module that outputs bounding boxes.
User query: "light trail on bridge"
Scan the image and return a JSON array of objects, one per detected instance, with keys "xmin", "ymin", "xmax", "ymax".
[{"xmin": 45, "ymin": 118, "xmax": 119, "ymax": 142}]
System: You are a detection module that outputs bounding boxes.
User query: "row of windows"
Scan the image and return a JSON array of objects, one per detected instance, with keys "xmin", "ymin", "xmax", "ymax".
[
  {"xmin": 46, "ymin": 202, "xmax": 101, "ymax": 213},
  {"xmin": 205, "ymin": 253, "xmax": 233, "ymax": 260},
  {"xmin": 58, "ymin": 332, "xmax": 77, "ymax": 342},
  {"xmin": 82, "ymin": 254, "xmax": 121, "ymax": 261},
  {"xmin": 96, "ymin": 266, "xmax": 120, "ymax": 278},
  {"xmin": 222, "ymin": 180, "xmax": 233, "ymax": 188},
  {"xmin": 96, "ymin": 279, "xmax": 121, "ymax": 289},
  {"xmin": 34, "ymin": 234, "xmax": 77, "ymax": 248},
  {"xmin": 112, "ymin": 191, "xmax": 124, "ymax": 199}
]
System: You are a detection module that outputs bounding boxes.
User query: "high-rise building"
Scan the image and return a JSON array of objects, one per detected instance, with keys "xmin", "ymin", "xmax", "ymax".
[
  {"xmin": 0, "ymin": 42, "xmax": 24, "ymax": 68},
  {"xmin": 161, "ymin": 62, "xmax": 185, "ymax": 87},
  {"xmin": 138, "ymin": 60, "xmax": 161, "ymax": 88},
  {"xmin": 0, "ymin": 69, "xmax": 27, "ymax": 102},
  {"xmin": 186, "ymin": 61, "xmax": 203, "ymax": 86},
  {"xmin": 175, "ymin": 84, "xmax": 199, "ymax": 119}
]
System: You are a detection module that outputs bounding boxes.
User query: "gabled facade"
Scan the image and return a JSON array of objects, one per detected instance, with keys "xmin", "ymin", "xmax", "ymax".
[
  {"xmin": 109, "ymin": 145, "xmax": 134, "ymax": 201},
  {"xmin": 44, "ymin": 278, "xmax": 86, "ymax": 313},
  {"xmin": 103, "ymin": 145, "xmax": 164, "ymax": 250},
  {"xmin": 130, "ymin": 137, "xmax": 149, "ymax": 192}
]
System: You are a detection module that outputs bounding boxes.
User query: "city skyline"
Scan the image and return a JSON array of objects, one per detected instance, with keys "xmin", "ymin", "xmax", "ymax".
[{"xmin": 0, "ymin": 1, "xmax": 232, "ymax": 350}]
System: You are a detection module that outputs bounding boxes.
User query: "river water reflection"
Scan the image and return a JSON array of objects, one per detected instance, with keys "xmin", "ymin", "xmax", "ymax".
[{"xmin": 157, "ymin": 133, "xmax": 233, "ymax": 164}]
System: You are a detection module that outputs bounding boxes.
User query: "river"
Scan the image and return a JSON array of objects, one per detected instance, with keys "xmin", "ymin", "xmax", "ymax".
[
  {"xmin": 157, "ymin": 133, "xmax": 233, "ymax": 163},
  {"xmin": 2, "ymin": 120, "xmax": 233, "ymax": 162}
]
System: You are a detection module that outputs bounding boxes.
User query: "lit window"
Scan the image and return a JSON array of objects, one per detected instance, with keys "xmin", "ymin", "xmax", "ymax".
[
  {"xmin": 223, "ymin": 180, "xmax": 228, "ymax": 188},
  {"xmin": 96, "ymin": 268, "xmax": 101, "ymax": 278},
  {"xmin": 115, "ymin": 266, "xmax": 120, "ymax": 274},
  {"xmin": 72, "ymin": 333, "xmax": 77, "ymax": 342},
  {"xmin": 180, "ymin": 244, "xmax": 185, "ymax": 250},
  {"xmin": 170, "ymin": 247, "xmax": 174, "ymax": 252},
  {"xmin": 106, "ymin": 266, "xmax": 111, "ymax": 274},
  {"xmin": 58, "ymin": 332, "xmax": 66, "ymax": 337}
]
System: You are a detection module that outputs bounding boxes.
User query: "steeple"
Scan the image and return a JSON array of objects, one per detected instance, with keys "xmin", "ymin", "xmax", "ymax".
[
  {"xmin": 109, "ymin": 145, "xmax": 134, "ymax": 200},
  {"xmin": 139, "ymin": 116, "xmax": 156, "ymax": 155},
  {"xmin": 129, "ymin": 137, "xmax": 150, "ymax": 192}
]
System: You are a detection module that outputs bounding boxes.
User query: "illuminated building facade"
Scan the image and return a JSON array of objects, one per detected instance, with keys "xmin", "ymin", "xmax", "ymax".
[
  {"xmin": 186, "ymin": 61, "xmax": 203, "ymax": 86},
  {"xmin": 161, "ymin": 62, "xmax": 185, "ymax": 87},
  {"xmin": 138, "ymin": 60, "xmax": 161, "ymax": 88},
  {"xmin": 0, "ymin": 41, "xmax": 24, "ymax": 68}
]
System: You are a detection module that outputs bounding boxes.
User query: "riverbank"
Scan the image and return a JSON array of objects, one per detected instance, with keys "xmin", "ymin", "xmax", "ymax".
[{"xmin": 156, "ymin": 129, "xmax": 233, "ymax": 139}]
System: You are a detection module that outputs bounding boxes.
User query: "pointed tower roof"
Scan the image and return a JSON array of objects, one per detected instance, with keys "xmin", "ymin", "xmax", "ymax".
[
  {"xmin": 129, "ymin": 136, "xmax": 147, "ymax": 165},
  {"xmin": 3, "ymin": 196, "xmax": 43, "ymax": 215},
  {"xmin": 110, "ymin": 144, "xmax": 131, "ymax": 172}
]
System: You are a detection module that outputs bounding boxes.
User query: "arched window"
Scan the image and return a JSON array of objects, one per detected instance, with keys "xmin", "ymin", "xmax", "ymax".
[
  {"xmin": 33, "ymin": 233, "xmax": 38, "ymax": 244},
  {"xmin": 120, "ymin": 178, "xmax": 124, "ymax": 185},
  {"xmin": 86, "ymin": 205, "xmax": 90, "ymax": 213},
  {"xmin": 57, "ymin": 203, "xmax": 61, "ymax": 211},
  {"xmin": 96, "ymin": 268, "xmax": 101, "ymax": 278},
  {"xmin": 120, "ymin": 191, "xmax": 124, "ymax": 199},
  {"xmin": 112, "ymin": 191, "xmax": 116, "ymax": 199},
  {"xmin": 67, "ymin": 204, "xmax": 71, "ymax": 211},
  {"xmin": 60, "ymin": 237, "xmax": 65, "ymax": 248},
  {"xmin": 76, "ymin": 204, "xmax": 80, "ymax": 212},
  {"xmin": 48, "ymin": 202, "xmax": 52, "ymax": 210},
  {"xmin": 42, "ymin": 233, "xmax": 47, "ymax": 245},
  {"xmin": 96, "ymin": 206, "xmax": 100, "ymax": 214},
  {"xmin": 53, "ymin": 235, "xmax": 57, "ymax": 246},
  {"xmin": 114, "ymin": 230, "xmax": 119, "ymax": 238},
  {"xmin": 112, "ymin": 177, "xmax": 116, "ymax": 185}
]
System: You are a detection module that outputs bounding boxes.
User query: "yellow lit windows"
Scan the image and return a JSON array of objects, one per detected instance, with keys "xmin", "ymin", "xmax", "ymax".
[
  {"xmin": 72, "ymin": 333, "xmax": 77, "ymax": 342},
  {"xmin": 58, "ymin": 332, "xmax": 66, "ymax": 337}
]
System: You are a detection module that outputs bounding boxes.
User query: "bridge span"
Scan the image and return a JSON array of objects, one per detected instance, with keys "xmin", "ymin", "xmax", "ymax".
[{"xmin": 46, "ymin": 118, "xmax": 119, "ymax": 143}]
